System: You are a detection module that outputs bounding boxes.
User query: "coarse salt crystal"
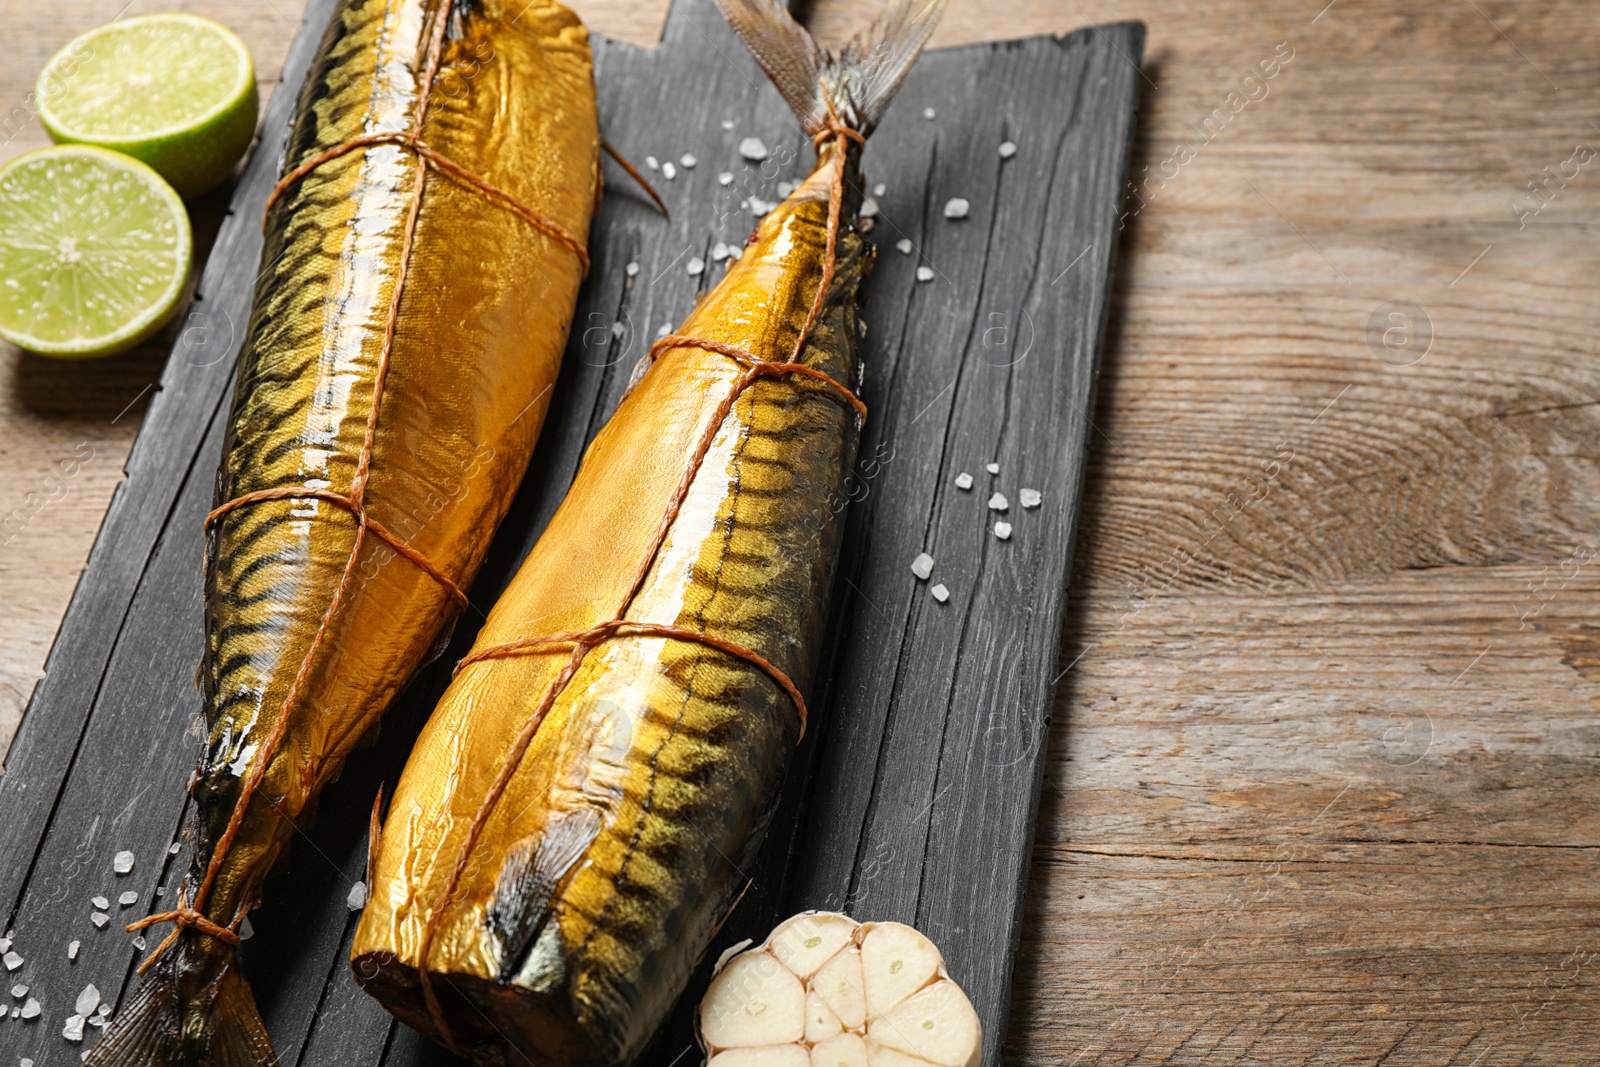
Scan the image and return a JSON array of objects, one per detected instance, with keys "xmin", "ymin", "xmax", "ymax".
[
  {"xmin": 873, "ymin": 183, "xmax": 886, "ymax": 196},
  {"xmin": 118, "ymin": 892, "xmax": 137, "ymax": 907},
  {"xmin": 132, "ymin": 936, "xmax": 146, "ymax": 951},
  {"xmin": 20, "ymin": 997, "xmax": 39, "ymax": 1019},
  {"xmin": 625, "ymin": 261, "xmax": 640, "ymax": 277},
  {"xmin": 915, "ymin": 266, "xmax": 934, "ymax": 282},
  {"xmin": 22, "ymin": 1059, "xmax": 34, "ymax": 1067},
  {"xmin": 988, "ymin": 492, "xmax": 1009, "ymax": 511},
  {"xmin": 2, "ymin": 953, "xmax": 20, "ymax": 972},
  {"xmin": 720, "ymin": 119, "xmax": 735, "ymax": 131},
  {"xmin": 777, "ymin": 179, "xmax": 798, "ymax": 197},
  {"xmin": 711, "ymin": 242, "xmax": 733, "ymax": 261},
  {"xmin": 860, "ymin": 197, "xmax": 879, "ymax": 218},
  {"xmin": 686, "ymin": 256, "xmax": 705, "ymax": 276},
  {"xmin": 113, "ymin": 851, "xmax": 134, "ymax": 875},
  {"xmin": 66, "ymin": 941, "xmax": 79, "ymax": 960},
  {"xmin": 75, "ymin": 986, "xmax": 98, "ymax": 1017},
  {"xmin": 943, "ymin": 198, "xmax": 970, "ymax": 219},
  {"xmin": 985, "ymin": 462, "xmax": 1000, "ymax": 474},
  {"xmin": 10, "ymin": 984, "xmax": 25, "ymax": 998},
  {"xmin": 610, "ymin": 322, "xmax": 625, "ymax": 340},
  {"xmin": 657, "ymin": 323, "xmax": 672, "ymax": 338},
  {"xmin": 931, "ymin": 583, "xmax": 950, "ymax": 603},
  {"xmin": 999, "ymin": 140, "xmax": 1017, "ymax": 159},
  {"xmin": 922, "ymin": 107, "xmax": 936, "ymax": 120},
  {"xmin": 662, "ymin": 161, "xmax": 677, "ymax": 180},
  {"xmin": 895, "ymin": 238, "xmax": 913, "ymax": 255},
  {"xmin": 680, "ymin": 153, "xmax": 697, "ymax": 169},
  {"xmin": 1020, "ymin": 488, "xmax": 1042, "ymax": 508},
  {"xmin": 94, "ymin": 1003, "xmax": 109, "ymax": 1018},
  {"xmin": 347, "ymin": 882, "xmax": 368, "ymax": 911},
  {"xmin": 718, "ymin": 171, "xmax": 734, "ymax": 186},
  {"xmin": 90, "ymin": 913, "xmax": 108, "ymax": 929},
  {"xmin": 644, "ymin": 155, "xmax": 659, "ymax": 170},
  {"xmin": 749, "ymin": 198, "xmax": 775, "ymax": 217},
  {"xmin": 955, "ymin": 472, "xmax": 973, "ymax": 490},
  {"xmin": 239, "ymin": 916, "xmax": 254, "ymax": 941},
  {"xmin": 0, "ymin": 938, "xmax": 8, "ymax": 953},
  {"xmin": 910, "ymin": 553, "xmax": 934, "ymax": 580},
  {"xmin": 90, "ymin": 897, "xmax": 108, "ymax": 911},
  {"xmin": 63, "ymin": 1014, "xmax": 85, "ymax": 1042},
  {"xmin": 168, "ymin": 842, "xmax": 181, "ymax": 855},
  {"xmin": 994, "ymin": 521, "xmax": 1013, "ymax": 540},
  {"xmin": 738, "ymin": 137, "xmax": 768, "ymax": 161}
]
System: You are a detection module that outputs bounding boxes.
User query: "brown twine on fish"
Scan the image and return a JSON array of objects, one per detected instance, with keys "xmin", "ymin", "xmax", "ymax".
[
  {"xmin": 261, "ymin": 133, "xmax": 591, "ymax": 273},
  {"xmin": 407, "ymin": 112, "xmax": 866, "ymax": 1045},
  {"xmin": 134, "ymin": 0, "xmax": 466, "ymax": 984}
]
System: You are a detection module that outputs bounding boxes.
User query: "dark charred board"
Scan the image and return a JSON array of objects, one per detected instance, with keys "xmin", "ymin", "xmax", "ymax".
[{"xmin": 0, "ymin": 1, "xmax": 1142, "ymax": 1064}]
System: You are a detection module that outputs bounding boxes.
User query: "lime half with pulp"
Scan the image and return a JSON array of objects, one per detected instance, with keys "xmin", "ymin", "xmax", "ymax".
[
  {"xmin": 37, "ymin": 14, "xmax": 258, "ymax": 198},
  {"xmin": 0, "ymin": 145, "xmax": 192, "ymax": 359}
]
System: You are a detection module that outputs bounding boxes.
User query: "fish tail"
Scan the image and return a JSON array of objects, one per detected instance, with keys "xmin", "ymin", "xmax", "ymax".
[
  {"xmin": 715, "ymin": 0, "xmax": 947, "ymax": 138},
  {"xmin": 84, "ymin": 951, "xmax": 279, "ymax": 1067}
]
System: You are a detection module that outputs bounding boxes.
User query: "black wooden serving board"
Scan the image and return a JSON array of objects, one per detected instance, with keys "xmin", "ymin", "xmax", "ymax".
[{"xmin": 0, "ymin": 2, "xmax": 1142, "ymax": 1064}]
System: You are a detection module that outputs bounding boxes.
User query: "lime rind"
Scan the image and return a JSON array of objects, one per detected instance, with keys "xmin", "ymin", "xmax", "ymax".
[
  {"xmin": 0, "ymin": 145, "xmax": 192, "ymax": 359},
  {"xmin": 35, "ymin": 14, "xmax": 259, "ymax": 198}
]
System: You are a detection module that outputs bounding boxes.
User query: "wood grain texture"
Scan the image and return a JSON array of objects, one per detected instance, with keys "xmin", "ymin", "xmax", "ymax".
[
  {"xmin": 0, "ymin": 1, "xmax": 1139, "ymax": 1065},
  {"xmin": 6, "ymin": 1, "xmax": 1600, "ymax": 1066}
]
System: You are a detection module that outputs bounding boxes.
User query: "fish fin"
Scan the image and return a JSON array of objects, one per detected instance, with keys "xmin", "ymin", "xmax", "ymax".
[
  {"xmin": 486, "ymin": 807, "xmax": 602, "ymax": 979},
  {"xmin": 84, "ymin": 954, "xmax": 280, "ymax": 1067},
  {"xmin": 715, "ymin": 0, "xmax": 947, "ymax": 137},
  {"xmin": 367, "ymin": 785, "xmax": 385, "ymax": 887}
]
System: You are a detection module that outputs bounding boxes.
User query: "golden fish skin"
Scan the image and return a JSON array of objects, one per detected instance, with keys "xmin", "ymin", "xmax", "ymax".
[
  {"xmin": 353, "ymin": 141, "xmax": 868, "ymax": 1066},
  {"xmin": 85, "ymin": 0, "xmax": 597, "ymax": 1063}
]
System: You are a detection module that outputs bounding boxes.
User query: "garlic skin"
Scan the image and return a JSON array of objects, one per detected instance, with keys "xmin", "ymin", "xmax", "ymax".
[{"xmin": 698, "ymin": 912, "xmax": 982, "ymax": 1067}]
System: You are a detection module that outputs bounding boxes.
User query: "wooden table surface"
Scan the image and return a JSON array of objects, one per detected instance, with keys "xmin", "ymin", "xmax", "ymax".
[{"xmin": 3, "ymin": 1, "xmax": 1596, "ymax": 1064}]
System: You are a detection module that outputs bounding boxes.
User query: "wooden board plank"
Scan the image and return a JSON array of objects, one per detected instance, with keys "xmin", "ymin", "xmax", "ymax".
[{"xmin": 0, "ymin": 2, "xmax": 1142, "ymax": 1064}]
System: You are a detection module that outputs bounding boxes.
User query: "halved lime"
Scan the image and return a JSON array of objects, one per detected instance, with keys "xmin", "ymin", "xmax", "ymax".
[
  {"xmin": 37, "ymin": 14, "xmax": 258, "ymax": 198},
  {"xmin": 0, "ymin": 145, "xmax": 192, "ymax": 359}
]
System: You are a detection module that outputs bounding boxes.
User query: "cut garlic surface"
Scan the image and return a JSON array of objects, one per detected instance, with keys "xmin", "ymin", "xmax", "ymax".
[{"xmin": 699, "ymin": 913, "xmax": 982, "ymax": 1067}]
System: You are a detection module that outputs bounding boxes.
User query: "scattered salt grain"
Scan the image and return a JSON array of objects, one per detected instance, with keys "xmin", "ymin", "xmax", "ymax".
[
  {"xmin": 776, "ymin": 179, "xmax": 799, "ymax": 197},
  {"xmin": 686, "ymin": 256, "xmax": 705, "ymax": 276},
  {"xmin": 117, "ymin": 892, "xmax": 137, "ymax": 907},
  {"xmin": 895, "ymin": 238, "xmax": 912, "ymax": 254},
  {"xmin": 89, "ymin": 1016, "xmax": 105, "ymax": 1029},
  {"xmin": 910, "ymin": 553, "xmax": 934, "ymax": 580},
  {"xmin": 75, "ymin": 986, "xmax": 98, "ymax": 1017},
  {"xmin": 988, "ymin": 492, "xmax": 1009, "ymax": 512},
  {"xmin": 999, "ymin": 140, "xmax": 1017, "ymax": 159},
  {"xmin": 0, "ymin": 938, "xmax": 8, "ymax": 954},
  {"xmin": 1019, "ymin": 488, "xmax": 1042, "ymax": 508},
  {"xmin": 132, "ymin": 937, "xmax": 145, "ymax": 951},
  {"xmin": 348, "ymin": 882, "xmax": 368, "ymax": 911},
  {"xmin": 3, "ymin": 954, "xmax": 20, "ymax": 972},
  {"xmin": 22, "ymin": 1059, "xmax": 34, "ymax": 1067},
  {"xmin": 239, "ymin": 916, "xmax": 254, "ymax": 941},
  {"xmin": 922, "ymin": 107, "xmax": 936, "ymax": 120},
  {"xmin": 737, "ymin": 137, "xmax": 769, "ymax": 161},
  {"xmin": 94, "ymin": 1004, "xmax": 109, "ymax": 1018},
  {"xmin": 66, "ymin": 941, "xmax": 79, "ymax": 960},
  {"xmin": 168, "ymin": 842, "xmax": 181, "ymax": 855},
  {"xmin": 955, "ymin": 472, "xmax": 973, "ymax": 490},
  {"xmin": 662, "ymin": 161, "xmax": 677, "ymax": 181},
  {"xmin": 20, "ymin": 998, "xmax": 39, "ymax": 1019},
  {"xmin": 657, "ymin": 323, "xmax": 672, "ymax": 338},
  {"xmin": 63, "ymin": 1014, "xmax": 84, "ymax": 1042},
  {"xmin": 720, "ymin": 118, "xmax": 735, "ymax": 131},
  {"xmin": 931, "ymin": 583, "xmax": 950, "ymax": 603},
  {"xmin": 113, "ymin": 851, "xmax": 135, "ymax": 875},
  {"xmin": 644, "ymin": 155, "xmax": 659, "ymax": 171},
  {"xmin": 680, "ymin": 153, "xmax": 697, "ymax": 169},
  {"xmin": 943, "ymin": 198, "xmax": 970, "ymax": 220},
  {"xmin": 718, "ymin": 171, "xmax": 734, "ymax": 186},
  {"xmin": 860, "ymin": 197, "xmax": 879, "ymax": 219},
  {"xmin": 711, "ymin": 242, "xmax": 733, "ymax": 262},
  {"xmin": 90, "ymin": 914, "xmax": 108, "ymax": 929},
  {"xmin": 873, "ymin": 183, "xmax": 886, "ymax": 197},
  {"xmin": 985, "ymin": 462, "xmax": 1000, "ymax": 474},
  {"xmin": 749, "ymin": 197, "xmax": 775, "ymax": 216},
  {"xmin": 915, "ymin": 266, "xmax": 934, "ymax": 282},
  {"xmin": 625, "ymin": 261, "xmax": 640, "ymax": 277},
  {"xmin": 610, "ymin": 322, "xmax": 625, "ymax": 340},
  {"xmin": 90, "ymin": 897, "xmax": 108, "ymax": 911},
  {"xmin": 10, "ymin": 985, "xmax": 25, "ymax": 998},
  {"xmin": 994, "ymin": 521, "xmax": 1013, "ymax": 540}
]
